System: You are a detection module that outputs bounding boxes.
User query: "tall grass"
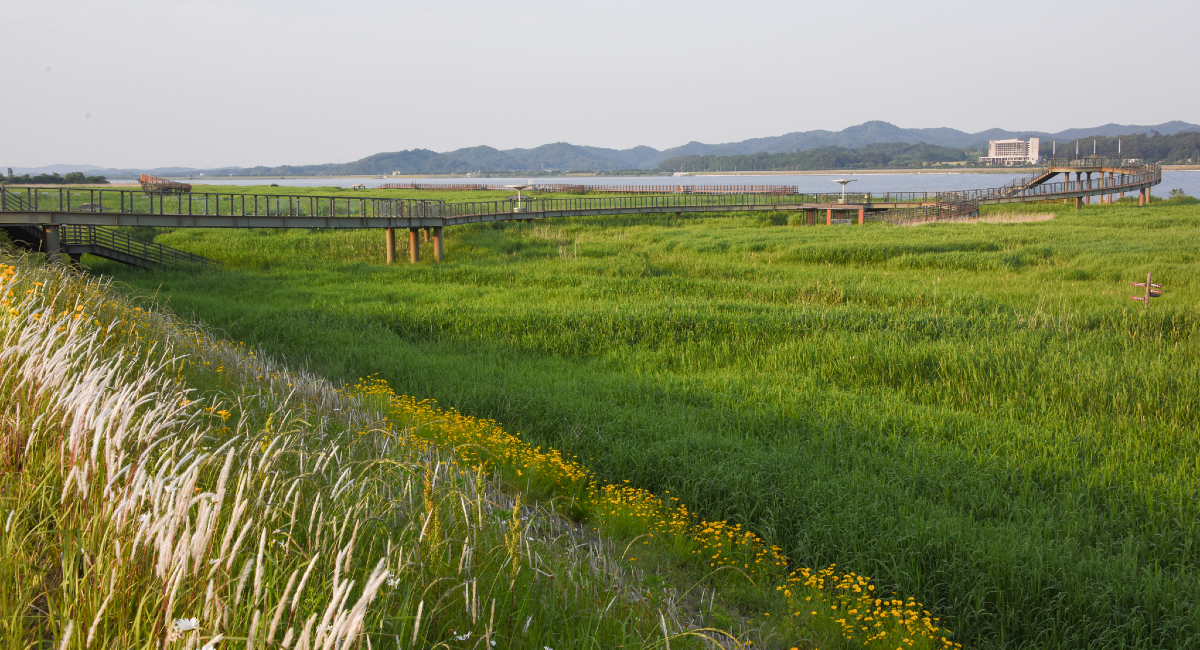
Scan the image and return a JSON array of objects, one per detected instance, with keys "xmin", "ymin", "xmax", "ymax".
[
  {"xmin": 94, "ymin": 197, "xmax": 1200, "ymax": 648},
  {"xmin": 0, "ymin": 254, "xmax": 714, "ymax": 649}
]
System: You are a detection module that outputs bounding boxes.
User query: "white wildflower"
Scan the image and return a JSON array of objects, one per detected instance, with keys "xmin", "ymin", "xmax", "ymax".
[{"xmin": 173, "ymin": 618, "xmax": 199, "ymax": 632}]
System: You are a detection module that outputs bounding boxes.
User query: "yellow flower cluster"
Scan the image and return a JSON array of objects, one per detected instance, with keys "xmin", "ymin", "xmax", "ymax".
[
  {"xmin": 350, "ymin": 375, "xmax": 589, "ymax": 490},
  {"xmin": 780, "ymin": 566, "xmax": 962, "ymax": 649},
  {"xmin": 1, "ymin": 263, "xmax": 17, "ymax": 315},
  {"xmin": 347, "ymin": 373, "xmax": 959, "ymax": 649}
]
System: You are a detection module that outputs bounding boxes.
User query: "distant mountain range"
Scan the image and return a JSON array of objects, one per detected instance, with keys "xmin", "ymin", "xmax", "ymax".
[{"xmin": 11, "ymin": 120, "xmax": 1199, "ymax": 178}]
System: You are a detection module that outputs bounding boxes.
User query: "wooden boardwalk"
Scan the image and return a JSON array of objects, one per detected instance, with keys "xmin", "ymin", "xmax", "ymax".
[{"xmin": 0, "ymin": 158, "xmax": 1163, "ymax": 265}]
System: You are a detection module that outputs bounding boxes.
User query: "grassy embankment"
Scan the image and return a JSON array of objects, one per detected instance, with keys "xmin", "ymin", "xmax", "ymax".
[
  {"xmin": 88, "ymin": 188, "xmax": 1200, "ymax": 649},
  {"xmin": 0, "ymin": 251, "xmax": 953, "ymax": 646}
]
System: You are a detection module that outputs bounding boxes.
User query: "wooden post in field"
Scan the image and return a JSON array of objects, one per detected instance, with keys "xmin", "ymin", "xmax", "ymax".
[
  {"xmin": 409, "ymin": 227, "xmax": 420, "ymax": 263},
  {"xmin": 1130, "ymin": 272, "xmax": 1163, "ymax": 308},
  {"xmin": 385, "ymin": 228, "xmax": 395, "ymax": 265},
  {"xmin": 807, "ymin": 209, "xmax": 814, "ymax": 226},
  {"xmin": 433, "ymin": 226, "xmax": 444, "ymax": 262}
]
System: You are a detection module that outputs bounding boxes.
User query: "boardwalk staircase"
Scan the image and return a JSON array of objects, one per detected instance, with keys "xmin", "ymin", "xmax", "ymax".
[
  {"xmin": 997, "ymin": 162, "xmax": 1058, "ymax": 197},
  {"xmin": 1, "ymin": 190, "xmax": 220, "ymax": 268}
]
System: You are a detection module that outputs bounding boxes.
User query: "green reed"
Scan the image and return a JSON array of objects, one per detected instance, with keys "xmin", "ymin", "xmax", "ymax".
[{"xmin": 94, "ymin": 196, "xmax": 1200, "ymax": 649}]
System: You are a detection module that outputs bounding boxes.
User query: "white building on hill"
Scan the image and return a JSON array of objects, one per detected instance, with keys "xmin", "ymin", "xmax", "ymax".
[{"xmin": 979, "ymin": 137, "xmax": 1040, "ymax": 165}]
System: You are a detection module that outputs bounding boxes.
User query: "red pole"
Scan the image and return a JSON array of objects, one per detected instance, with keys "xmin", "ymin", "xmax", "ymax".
[{"xmin": 826, "ymin": 208, "xmax": 832, "ymax": 226}]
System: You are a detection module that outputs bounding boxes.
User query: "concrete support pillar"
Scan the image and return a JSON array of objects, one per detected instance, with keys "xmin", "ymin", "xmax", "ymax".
[
  {"xmin": 858, "ymin": 207, "xmax": 864, "ymax": 225},
  {"xmin": 826, "ymin": 208, "xmax": 832, "ymax": 226},
  {"xmin": 1075, "ymin": 196, "xmax": 1083, "ymax": 209},
  {"xmin": 1145, "ymin": 188, "xmax": 1151, "ymax": 205},
  {"xmin": 1138, "ymin": 188, "xmax": 1144, "ymax": 206},
  {"xmin": 409, "ymin": 227, "xmax": 420, "ymax": 263},
  {"xmin": 1085, "ymin": 172, "xmax": 1092, "ymax": 205},
  {"xmin": 433, "ymin": 226, "xmax": 444, "ymax": 262},
  {"xmin": 385, "ymin": 228, "xmax": 396, "ymax": 265},
  {"xmin": 42, "ymin": 225, "xmax": 60, "ymax": 261},
  {"xmin": 807, "ymin": 209, "xmax": 814, "ymax": 226},
  {"xmin": 67, "ymin": 252, "xmax": 82, "ymax": 267},
  {"xmin": 423, "ymin": 227, "xmax": 430, "ymax": 243}
]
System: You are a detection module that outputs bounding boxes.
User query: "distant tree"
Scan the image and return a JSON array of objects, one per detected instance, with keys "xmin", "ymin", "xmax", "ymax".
[{"xmin": 1, "ymin": 170, "xmax": 107, "ymax": 185}]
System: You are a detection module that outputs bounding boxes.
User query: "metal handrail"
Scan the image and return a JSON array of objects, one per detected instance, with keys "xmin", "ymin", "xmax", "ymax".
[
  {"xmin": 0, "ymin": 187, "xmax": 441, "ymax": 219},
  {"xmin": 868, "ymin": 160, "xmax": 1160, "ymax": 224},
  {"xmin": 59, "ymin": 225, "xmax": 221, "ymax": 267},
  {"xmin": 1, "ymin": 159, "xmax": 1162, "ymax": 228}
]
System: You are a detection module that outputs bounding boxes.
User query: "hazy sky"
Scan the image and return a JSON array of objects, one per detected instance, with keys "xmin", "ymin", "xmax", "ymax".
[{"xmin": 3, "ymin": 0, "xmax": 1196, "ymax": 169}]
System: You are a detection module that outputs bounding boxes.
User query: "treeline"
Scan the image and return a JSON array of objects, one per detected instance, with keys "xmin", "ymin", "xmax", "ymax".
[
  {"xmin": 3, "ymin": 169, "xmax": 109, "ymax": 185},
  {"xmin": 655, "ymin": 142, "xmax": 971, "ymax": 173},
  {"xmin": 1040, "ymin": 131, "xmax": 1200, "ymax": 163}
]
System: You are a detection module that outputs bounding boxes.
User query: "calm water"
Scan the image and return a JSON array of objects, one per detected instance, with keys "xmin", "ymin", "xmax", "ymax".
[{"xmin": 187, "ymin": 171, "xmax": 1200, "ymax": 198}]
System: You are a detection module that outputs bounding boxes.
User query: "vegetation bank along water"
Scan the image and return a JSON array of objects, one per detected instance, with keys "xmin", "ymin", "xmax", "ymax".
[{"xmin": 1, "ymin": 249, "xmax": 958, "ymax": 648}]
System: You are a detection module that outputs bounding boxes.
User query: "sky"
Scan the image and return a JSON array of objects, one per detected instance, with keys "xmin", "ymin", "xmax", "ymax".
[{"xmin": 2, "ymin": 0, "xmax": 1197, "ymax": 169}]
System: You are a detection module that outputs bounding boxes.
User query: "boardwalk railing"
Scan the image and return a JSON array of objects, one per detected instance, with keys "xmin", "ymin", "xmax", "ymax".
[
  {"xmin": 535, "ymin": 184, "xmax": 800, "ymax": 194},
  {"xmin": 379, "ymin": 183, "xmax": 497, "ymax": 191},
  {"xmin": 869, "ymin": 159, "xmax": 1161, "ymax": 224},
  {"xmin": 59, "ymin": 225, "xmax": 222, "ymax": 267},
  {"xmin": 439, "ymin": 192, "xmax": 881, "ymax": 220},
  {"xmin": 0, "ymin": 158, "xmax": 1163, "ymax": 228},
  {"xmin": 371, "ymin": 182, "xmax": 801, "ymax": 194},
  {"xmin": 997, "ymin": 157, "xmax": 1154, "ymax": 197},
  {"xmin": 1, "ymin": 187, "xmax": 442, "ymax": 219},
  {"xmin": 3, "ymin": 188, "xmax": 220, "ymax": 266}
]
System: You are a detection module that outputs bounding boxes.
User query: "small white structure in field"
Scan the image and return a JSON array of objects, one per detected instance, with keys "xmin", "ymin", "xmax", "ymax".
[{"xmin": 832, "ymin": 178, "xmax": 856, "ymax": 203}]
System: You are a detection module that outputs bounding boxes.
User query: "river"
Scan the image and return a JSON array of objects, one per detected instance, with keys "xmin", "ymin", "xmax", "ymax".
[{"xmin": 185, "ymin": 171, "xmax": 1200, "ymax": 198}]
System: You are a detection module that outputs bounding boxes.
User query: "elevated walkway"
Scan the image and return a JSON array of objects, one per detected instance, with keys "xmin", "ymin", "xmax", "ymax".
[
  {"xmin": 0, "ymin": 158, "xmax": 1162, "ymax": 262},
  {"xmin": 1, "ymin": 190, "xmax": 220, "ymax": 268}
]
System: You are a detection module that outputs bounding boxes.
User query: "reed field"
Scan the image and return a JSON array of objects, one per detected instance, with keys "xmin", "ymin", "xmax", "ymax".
[
  {"xmin": 72, "ymin": 190, "xmax": 1200, "ymax": 649},
  {"xmin": 0, "ymin": 249, "xmax": 956, "ymax": 647}
]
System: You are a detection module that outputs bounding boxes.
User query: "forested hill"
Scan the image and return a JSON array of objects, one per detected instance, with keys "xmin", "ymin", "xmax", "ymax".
[
  {"xmin": 656, "ymin": 143, "xmax": 974, "ymax": 173},
  {"xmin": 659, "ymin": 132, "xmax": 1200, "ymax": 173},
  {"xmin": 1037, "ymin": 131, "xmax": 1200, "ymax": 163}
]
